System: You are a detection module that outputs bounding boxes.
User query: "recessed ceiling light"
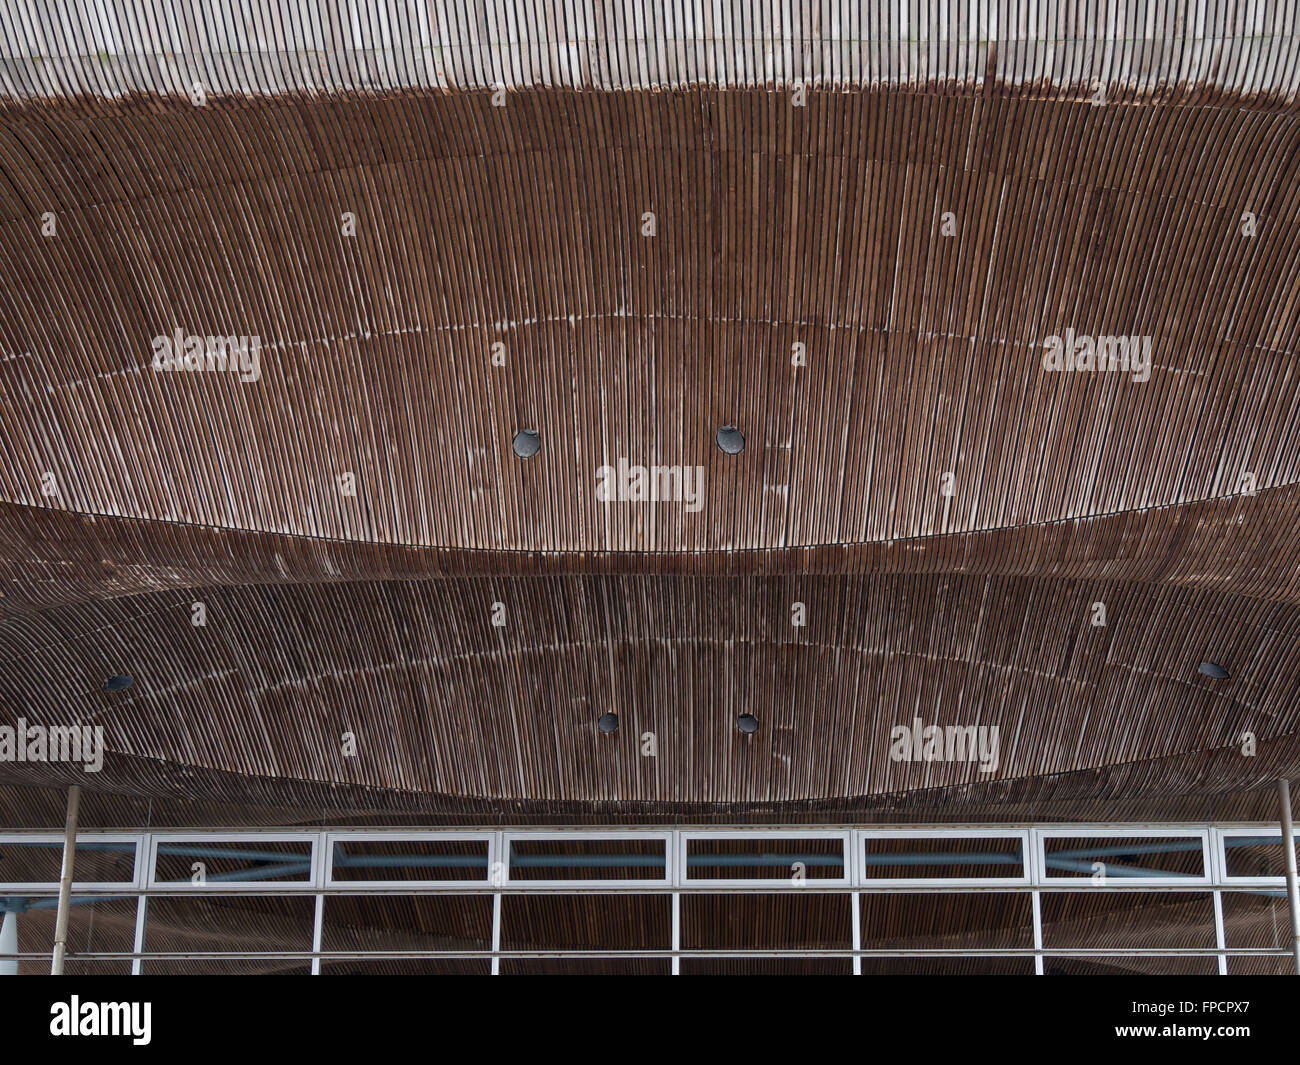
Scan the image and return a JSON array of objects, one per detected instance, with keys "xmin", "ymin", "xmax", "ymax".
[
  {"xmin": 104, "ymin": 674, "xmax": 134, "ymax": 692},
  {"xmin": 597, "ymin": 712, "xmax": 619, "ymax": 734},
  {"xmin": 716, "ymin": 426, "xmax": 745, "ymax": 454},
  {"xmin": 737, "ymin": 713, "xmax": 759, "ymax": 734},
  {"xmin": 511, "ymin": 429, "xmax": 540, "ymax": 459},
  {"xmin": 1198, "ymin": 661, "xmax": 1230, "ymax": 679}
]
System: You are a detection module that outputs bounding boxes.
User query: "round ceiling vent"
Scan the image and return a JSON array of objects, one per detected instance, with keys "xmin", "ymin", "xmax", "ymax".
[
  {"xmin": 716, "ymin": 426, "xmax": 745, "ymax": 454},
  {"xmin": 511, "ymin": 429, "xmax": 541, "ymax": 459},
  {"xmin": 597, "ymin": 712, "xmax": 620, "ymax": 734},
  {"xmin": 104, "ymin": 674, "xmax": 134, "ymax": 692},
  {"xmin": 736, "ymin": 713, "xmax": 759, "ymax": 734}
]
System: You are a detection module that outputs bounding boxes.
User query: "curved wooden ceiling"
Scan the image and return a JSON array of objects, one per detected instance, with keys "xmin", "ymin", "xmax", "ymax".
[
  {"xmin": 3, "ymin": 88, "xmax": 1299, "ymax": 551},
  {"xmin": 0, "ymin": 1, "xmax": 1298, "ymax": 824}
]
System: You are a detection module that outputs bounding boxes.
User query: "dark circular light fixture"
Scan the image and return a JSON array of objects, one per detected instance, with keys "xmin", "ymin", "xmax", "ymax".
[
  {"xmin": 1198, "ymin": 661, "xmax": 1230, "ymax": 680},
  {"xmin": 511, "ymin": 429, "xmax": 540, "ymax": 459},
  {"xmin": 597, "ymin": 712, "xmax": 619, "ymax": 734},
  {"xmin": 737, "ymin": 713, "xmax": 759, "ymax": 734},
  {"xmin": 104, "ymin": 674, "xmax": 134, "ymax": 692},
  {"xmin": 716, "ymin": 426, "xmax": 745, "ymax": 454}
]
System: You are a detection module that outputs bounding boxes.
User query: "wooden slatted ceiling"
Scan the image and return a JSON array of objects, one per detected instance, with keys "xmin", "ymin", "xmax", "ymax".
[
  {"xmin": 0, "ymin": 63, "xmax": 1297, "ymax": 817},
  {"xmin": 0, "ymin": 571, "xmax": 1296, "ymax": 807},
  {"xmin": 2, "ymin": 1, "xmax": 1297, "ymax": 102},
  {"xmin": 2, "ymin": 769, "xmax": 1297, "ymax": 828},
  {"xmin": 0, "ymin": 89, "xmax": 1297, "ymax": 554},
  {"xmin": 4, "ymin": 483, "xmax": 1300, "ymax": 613}
]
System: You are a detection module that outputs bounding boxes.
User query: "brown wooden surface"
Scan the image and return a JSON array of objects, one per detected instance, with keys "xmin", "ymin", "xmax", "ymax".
[{"xmin": 1, "ymin": 78, "xmax": 1297, "ymax": 823}]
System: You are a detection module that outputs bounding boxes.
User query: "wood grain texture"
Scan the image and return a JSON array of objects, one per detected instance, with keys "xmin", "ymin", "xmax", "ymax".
[
  {"xmin": 2, "ymin": 568, "xmax": 1297, "ymax": 808},
  {"xmin": 0, "ymin": 24, "xmax": 1297, "ymax": 822},
  {"xmin": 1, "ymin": 88, "xmax": 1298, "ymax": 554}
]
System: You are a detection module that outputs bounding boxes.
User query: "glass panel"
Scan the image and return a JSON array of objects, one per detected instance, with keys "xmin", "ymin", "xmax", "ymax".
[
  {"xmin": 0, "ymin": 840, "xmax": 136, "ymax": 884},
  {"xmin": 682, "ymin": 893, "xmax": 851, "ymax": 950},
  {"xmin": 862, "ymin": 836, "xmax": 1023, "ymax": 879},
  {"xmin": 686, "ymin": 837, "xmax": 844, "ymax": 881},
  {"xmin": 1042, "ymin": 836, "xmax": 1203, "ymax": 879},
  {"xmin": 1222, "ymin": 835, "xmax": 1300, "ymax": 878},
  {"xmin": 499, "ymin": 894, "xmax": 669, "ymax": 951},
  {"xmin": 1044, "ymin": 956, "xmax": 1218, "ymax": 975},
  {"xmin": 1039, "ymin": 892, "xmax": 1216, "ymax": 948},
  {"xmin": 11, "ymin": 896, "xmax": 137, "ymax": 959},
  {"xmin": 508, "ymin": 838, "xmax": 666, "ymax": 881},
  {"xmin": 144, "ymin": 895, "xmax": 315, "ymax": 953},
  {"xmin": 154, "ymin": 840, "xmax": 313, "ymax": 884},
  {"xmin": 680, "ymin": 958, "xmax": 852, "ymax": 975},
  {"xmin": 19, "ymin": 959, "xmax": 134, "ymax": 976},
  {"xmin": 322, "ymin": 895, "xmax": 491, "ymax": 953},
  {"xmin": 141, "ymin": 960, "xmax": 312, "ymax": 975},
  {"xmin": 858, "ymin": 893, "xmax": 1034, "ymax": 949},
  {"xmin": 330, "ymin": 838, "xmax": 488, "ymax": 882},
  {"xmin": 858, "ymin": 957, "xmax": 1035, "ymax": 975},
  {"xmin": 1226, "ymin": 956, "xmax": 1295, "ymax": 975},
  {"xmin": 500, "ymin": 957, "xmax": 672, "ymax": 975},
  {"xmin": 1220, "ymin": 890, "xmax": 1292, "ymax": 949},
  {"xmin": 321, "ymin": 959, "xmax": 490, "ymax": 975}
]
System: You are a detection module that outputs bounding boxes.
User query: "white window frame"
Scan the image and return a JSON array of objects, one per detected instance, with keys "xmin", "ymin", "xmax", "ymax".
[
  {"xmin": 3, "ymin": 823, "xmax": 1295, "ymax": 974},
  {"xmin": 323, "ymin": 831, "xmax": 494, "ymax": 888},
  {"xmin": 1037, "ymin": 827, "xmax": 1212, "ymax": 886},
  {"xmin": 858, "ymin": 828, "xmax": 1030, "ymax": 887},
  {"xmin": 680, "ymin": 829, "xmax": 852, "ymax": 887},
  {"xmin": 501, "ymin": 831, "xmax": 672, "ymax": 888},
  {"xmin": 0, "ymin": 832, "xmax": 142, "ymax": 891},
  {"xmin": 147, "ymin": 832, "xmax": 321, "ymax": 891},
  {"xmin": 1215, "ymin": 825, "xmax": 1294, "ymax": 887}
]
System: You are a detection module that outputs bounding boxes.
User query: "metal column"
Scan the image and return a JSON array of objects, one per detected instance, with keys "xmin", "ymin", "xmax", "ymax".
[
  {"xmin": 490, "ymin": 893, "xmax": 501, "ymax": 976},
  {"xmin": 1, "ymin": 910, "xmax": 17, "ymax": 976},
  {"xmin": 1278, "ymin": 779, "xmax": 1300, "ymax": 973},
  {"xmin": 50, "ymin": 785, "xmax": 81, "ymax": 975}
]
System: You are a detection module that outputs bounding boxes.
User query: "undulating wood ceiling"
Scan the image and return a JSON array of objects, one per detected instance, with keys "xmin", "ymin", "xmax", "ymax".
[{"xmin": 0, "ymin": 1, "xmax": 1298, "ymax": 826}]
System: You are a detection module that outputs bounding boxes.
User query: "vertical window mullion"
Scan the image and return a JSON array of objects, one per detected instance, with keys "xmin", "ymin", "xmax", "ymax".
[
  {"xmin": 311, "ymin": 894, "xmax": 324, "ymax": 975},
  {"xmin": 1213, "ymin": 890, "xmax": 1227, "ymax": 975},
  {"xmin": 1032, "ymin": 890, "xmax": 1044, "ymax": 975},
  {"xmin": 851, "ymin": 892, "xmax": 861, "ymax": 975},
  {"xmin": 671, "ymin": 892, "xmax": 680, "ymax": 975},
  {"xmin": 131, "ymin": 895, "xmax": 146, "ymax": 976},
  {"xmin": 491, "ymin": 893, "xmax": 501, "ymax": 975}
]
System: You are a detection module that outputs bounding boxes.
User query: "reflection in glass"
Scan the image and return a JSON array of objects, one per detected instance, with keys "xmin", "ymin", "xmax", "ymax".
[
  {"xmin": 862, "ymin": 836, "xmax": 1024, "ymax": 879},
  {"xmin": 153, "ymin": 840, "xmax": 313, "ymax": 884},
  {"xmin": 331, "ymin": 838, "xmax": 488, "ymax": 882},
  {"xmin": 1042, "ymin": 837, "xmax": 1203, "ymax": 879}
]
